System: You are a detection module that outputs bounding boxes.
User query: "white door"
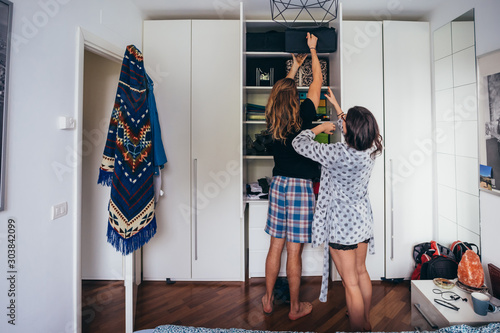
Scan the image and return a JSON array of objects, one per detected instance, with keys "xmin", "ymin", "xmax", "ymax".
[
  {"xmin": 383, "ymin": 21, "xmax": 433, "ymax": 279},
  {"xmin": 142, "ymin": 20, "xmax": 193, "ymax": 280},
  {"xmin": 191, "ymin": 20, "xmax": 243, "ymax": 280},
  {"xmin": 342, "ymin": 21, "xmax": 385, "ymax": 280}
]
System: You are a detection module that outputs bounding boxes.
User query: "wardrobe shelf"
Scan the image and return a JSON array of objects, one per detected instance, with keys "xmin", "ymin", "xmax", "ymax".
[
  {"xmin": 244, "ymin": 198, "xmax": 269, "ymax": 203},
  {"xmin": 244, "ymin": 120, "xmax": 328, "ymax": 125},
  {"xmin": 245, "ymin": 19, "xmax": 328, "ymax": 25},
  {"xmin": 244, "ymin": 120, "xmax": 266, "ymax": 124},
  {"xmin": 245, "ymin": 86, "xmax": 329, "ymax": 90},
  {"xmin": 244, "ymin": 155, "xmax": 273, "ymax": 160},
  {"xmin": 245, "ymin": 51, "xmax": 330, "ymax": 58}
]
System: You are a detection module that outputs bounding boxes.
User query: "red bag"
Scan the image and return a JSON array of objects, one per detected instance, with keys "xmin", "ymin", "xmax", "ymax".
[
  {"xmin": 411, "ymin": 241, "xmax": 457, "ymax": 280},
  {"xmin": 411, "ymin": 253, "xmax": 432, "ymax": 280},
  {"xmin": 451, "ymin": 240, "xmax": 480, "ymax": 262}
]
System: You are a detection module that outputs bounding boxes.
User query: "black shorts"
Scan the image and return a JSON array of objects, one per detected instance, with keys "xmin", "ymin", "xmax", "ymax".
[{"xmin": 329, "ymin": 239, "xmax": 370, "ymax": 251}]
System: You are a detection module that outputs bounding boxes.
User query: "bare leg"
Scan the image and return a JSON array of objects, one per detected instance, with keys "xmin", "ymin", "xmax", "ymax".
[
  {"xmin": 262, "ymin": 236, "xmax": 286, "ymax": 314},
  {"xmin": 343, "ymin": 244, "xmax": 371, "ymax": 330},
  {"xmin": 286, "ymin": 241, "xmax": 312, "ymax": 320},
  {"xmin": 330, "ymin": 246, "xmax": 364, "ymax": 331},
  {"xmin": 355, "ymin": 242, "xmax": 372, "ymax": 331}
]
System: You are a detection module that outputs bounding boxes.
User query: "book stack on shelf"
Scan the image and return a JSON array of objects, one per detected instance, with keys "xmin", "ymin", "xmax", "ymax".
[
  {"xmin": 317, "ymin": 93, "xmax": 327, "ymax": 118},
  {"xmin": 299, "ymin": 91, "xmax": 329, "ymax": 120},
  {"xmin": 246, "ymin": 103, "xmax": 266, "ymax": 121}
]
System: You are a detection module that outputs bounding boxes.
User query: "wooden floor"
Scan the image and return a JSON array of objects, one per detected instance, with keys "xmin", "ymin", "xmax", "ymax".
[{"xmin": 82, "ymin": 277, "xmax": 413, "ymax": 333}]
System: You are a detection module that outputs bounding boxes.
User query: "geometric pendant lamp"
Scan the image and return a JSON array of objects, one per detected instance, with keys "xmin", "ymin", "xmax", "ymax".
[{"xmin": 270, "ymin": 0, "xmax": 339, "ymax": 28}]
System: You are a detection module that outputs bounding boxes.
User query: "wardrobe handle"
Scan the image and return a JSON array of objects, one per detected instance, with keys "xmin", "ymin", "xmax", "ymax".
[
  {"xmin": 193, "ymin": 158, "xmax": 198, "ymax": 261},
  {"xmin": 414, "ymin": 303, "xmax": 438, "ymax": 329},
  {"xmin": 389, "ymin": 158, "xmax": 395, "ymax": 261}
]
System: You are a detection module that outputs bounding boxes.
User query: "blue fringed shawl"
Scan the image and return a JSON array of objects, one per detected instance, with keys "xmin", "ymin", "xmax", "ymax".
[{"xmin": 98, "ymin": 45, "xmax": 164, "ymax": 255}]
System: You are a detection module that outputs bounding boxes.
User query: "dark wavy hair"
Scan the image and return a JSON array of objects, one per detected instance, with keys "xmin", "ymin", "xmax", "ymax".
[{"xmin": 344, "ymin": 106, "xmax": 383, "ymax": 159}]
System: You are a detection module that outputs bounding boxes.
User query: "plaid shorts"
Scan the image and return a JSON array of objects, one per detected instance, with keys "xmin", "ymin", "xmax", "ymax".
[{"xmin": 265, "ymin": 176, "xmax": 315, "ymax": 243}]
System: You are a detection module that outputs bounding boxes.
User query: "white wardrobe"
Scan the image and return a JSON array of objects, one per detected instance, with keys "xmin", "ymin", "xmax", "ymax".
[
  {"xmin": 141, "ymin": 20, "xmax": 244, "ymax": 281},
  {"xmin": 140, "ymin": 18, "xmax": 433, "ymax": 282},
  {"xmin": 342, "ymin": 21, "xmax": 433, "ymax": 280}
]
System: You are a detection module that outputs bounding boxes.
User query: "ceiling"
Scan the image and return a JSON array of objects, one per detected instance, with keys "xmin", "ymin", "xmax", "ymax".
[{"xmin": 131, "ymin": 0, "xmax": 449, "ymax": 21}]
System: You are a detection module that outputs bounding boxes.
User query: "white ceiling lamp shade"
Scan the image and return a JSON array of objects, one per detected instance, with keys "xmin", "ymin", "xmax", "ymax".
[{"xmin": 270, "ymin": 0, "xmax": 339, "ymax": 28}]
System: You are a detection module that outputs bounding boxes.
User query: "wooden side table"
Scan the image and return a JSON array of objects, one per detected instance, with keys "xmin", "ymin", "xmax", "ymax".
[{"xmin": 411, "ymin": 280, "xmax": 500, "ymax": 330}]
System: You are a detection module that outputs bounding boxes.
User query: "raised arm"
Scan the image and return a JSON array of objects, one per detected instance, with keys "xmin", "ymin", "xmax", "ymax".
[
  {"xmin": 306, "ymin": 33, "xmax": 322, "ymax": 109},
  {"xmin": 292, "ymin": 123, "xmax": 338, "ymax": 169},
  {"xmin": 311, "ymin": 121, "xmax": 335, "ymax": 136},
  {"xmin": 286, "ymin": 53, "xmax": 307, "ymax": 79},
  {"xmin": 324, "ymin": 87, "xmax": 344, "ymax": 119}
]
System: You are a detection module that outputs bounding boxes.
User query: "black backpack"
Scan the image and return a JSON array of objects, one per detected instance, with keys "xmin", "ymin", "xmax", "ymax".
[
  {"xmin": 412, "ymin": 241, "xmax": 458, "ymax": 280},
  {"xmin": 420, "ymin": 255, "xmax": 458, "ymax": 280},
  {"xmin": 451, "ymin": 241, "xmax": 480, "ymax": 262},
  {"xmin": 413, "ymin": 242, "xmax": 456, "ymax": 264}
]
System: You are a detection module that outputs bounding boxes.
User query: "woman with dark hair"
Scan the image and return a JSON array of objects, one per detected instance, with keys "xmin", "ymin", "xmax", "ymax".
[
  {"xmin": 292, "ymin": 87, "xmax": 383, "ymax": 332},
  {"xmin": 261, "ymin": 33, "xmax": 336, "ymax": 321}
]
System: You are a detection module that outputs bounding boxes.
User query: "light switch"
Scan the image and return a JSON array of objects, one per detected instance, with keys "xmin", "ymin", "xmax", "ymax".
[
  {"xmin": 51, "ymin": 202, "xmax": 68, "ymax": 220},
  {"xmin": 58, "ymin": 116, "xmax": 76, "ymax": 130}
]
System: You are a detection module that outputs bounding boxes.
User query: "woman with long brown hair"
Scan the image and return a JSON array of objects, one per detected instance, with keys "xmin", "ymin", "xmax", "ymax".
[
  {"xmin": 292, "ymin": 88, "xmax": 383, "ymax": 331},
  {"xmin": 261, "ymin": 33, "xmax": 335, "ymax": 321}
]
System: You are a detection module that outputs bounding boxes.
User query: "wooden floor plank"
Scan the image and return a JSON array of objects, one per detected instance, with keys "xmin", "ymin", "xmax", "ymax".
[{"xmin": 83, "ymin": 278, "xmax": 414, "ymax": 333}]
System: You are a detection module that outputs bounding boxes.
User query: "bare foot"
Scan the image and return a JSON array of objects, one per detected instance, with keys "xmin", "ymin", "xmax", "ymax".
[
  {"xmin": 262, "ymin": 295, "xmax": 274, "ymax": 315},
  {"xmin": 288, "ymin": 301, "xmax": 312, "ymax": 320}
]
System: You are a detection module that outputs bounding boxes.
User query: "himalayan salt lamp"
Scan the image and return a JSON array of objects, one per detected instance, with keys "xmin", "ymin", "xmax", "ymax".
[{"xmin": 457, "ymin": 250, "xmax": 484, "ymax": 288}]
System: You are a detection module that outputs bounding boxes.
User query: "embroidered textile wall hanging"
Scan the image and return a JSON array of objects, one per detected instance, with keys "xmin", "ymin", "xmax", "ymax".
[{"xmin": 98, "ymin": 45, "xmax": 166, "ymax": 255}]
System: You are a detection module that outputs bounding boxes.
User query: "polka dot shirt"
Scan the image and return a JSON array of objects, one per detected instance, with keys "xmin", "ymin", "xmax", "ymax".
[{"xmin": 292, "ymin": 120, "xmax": 378, "ymax": 302}]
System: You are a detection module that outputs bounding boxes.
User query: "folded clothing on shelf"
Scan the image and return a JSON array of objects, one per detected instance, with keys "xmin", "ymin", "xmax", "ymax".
[
  {"xmin": 246, "ymin": 103, "xmax": 266, "ymax": 120},
  {"xmin": 246, "ymin": 177, "xmax": 272, "ymax": 200},
  {"xmin": 245, "ymin": 130, "xmax": 273, "ymax": 155},
  {"xmin": 247, "ymin": 113, "xmax": 266, "ymax": 121},
  {"xmin": 246, "ymin": 30, "xmax": 286, "ymax": 52}
]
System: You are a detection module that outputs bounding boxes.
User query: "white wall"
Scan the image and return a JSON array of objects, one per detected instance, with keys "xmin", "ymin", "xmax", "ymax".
[
  {"xmin": 0, "ymin": 0, "xmax": 142, "ymax": 331},
  {"xmin": 427, "ymin": 0, "xmax": 500, "ymax": 57},
  {"xmin": 480, "ymin": 190, "xmax": 500, "ymax": 290},
  {"xmin": 433, "ymin": 21, "xmax": 480, "ymax": 248},
  {"xmin": 427, "ymin": 0, "xmax": 500, "ymax": 290}
]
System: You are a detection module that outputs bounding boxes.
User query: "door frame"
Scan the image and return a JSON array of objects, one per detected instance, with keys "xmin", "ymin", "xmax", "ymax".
[{"xmin": 74, "ymin": 27, "xmax": 127, "ymax": 333}]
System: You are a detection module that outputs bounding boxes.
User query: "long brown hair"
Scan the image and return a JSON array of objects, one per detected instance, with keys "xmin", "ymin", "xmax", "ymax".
[
  {"xmin": 265, "ymin": 78, "xmax": 301, "ymax": 142},
  {"xmin": 344, "ymin": 106, "xmax": 383, "ymax": 159}
]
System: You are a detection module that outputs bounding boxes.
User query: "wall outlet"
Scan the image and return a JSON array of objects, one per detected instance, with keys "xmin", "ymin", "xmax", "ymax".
[{"xmin": 51, "ymin": 202, "xmax": 68, "ymax": 220}]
